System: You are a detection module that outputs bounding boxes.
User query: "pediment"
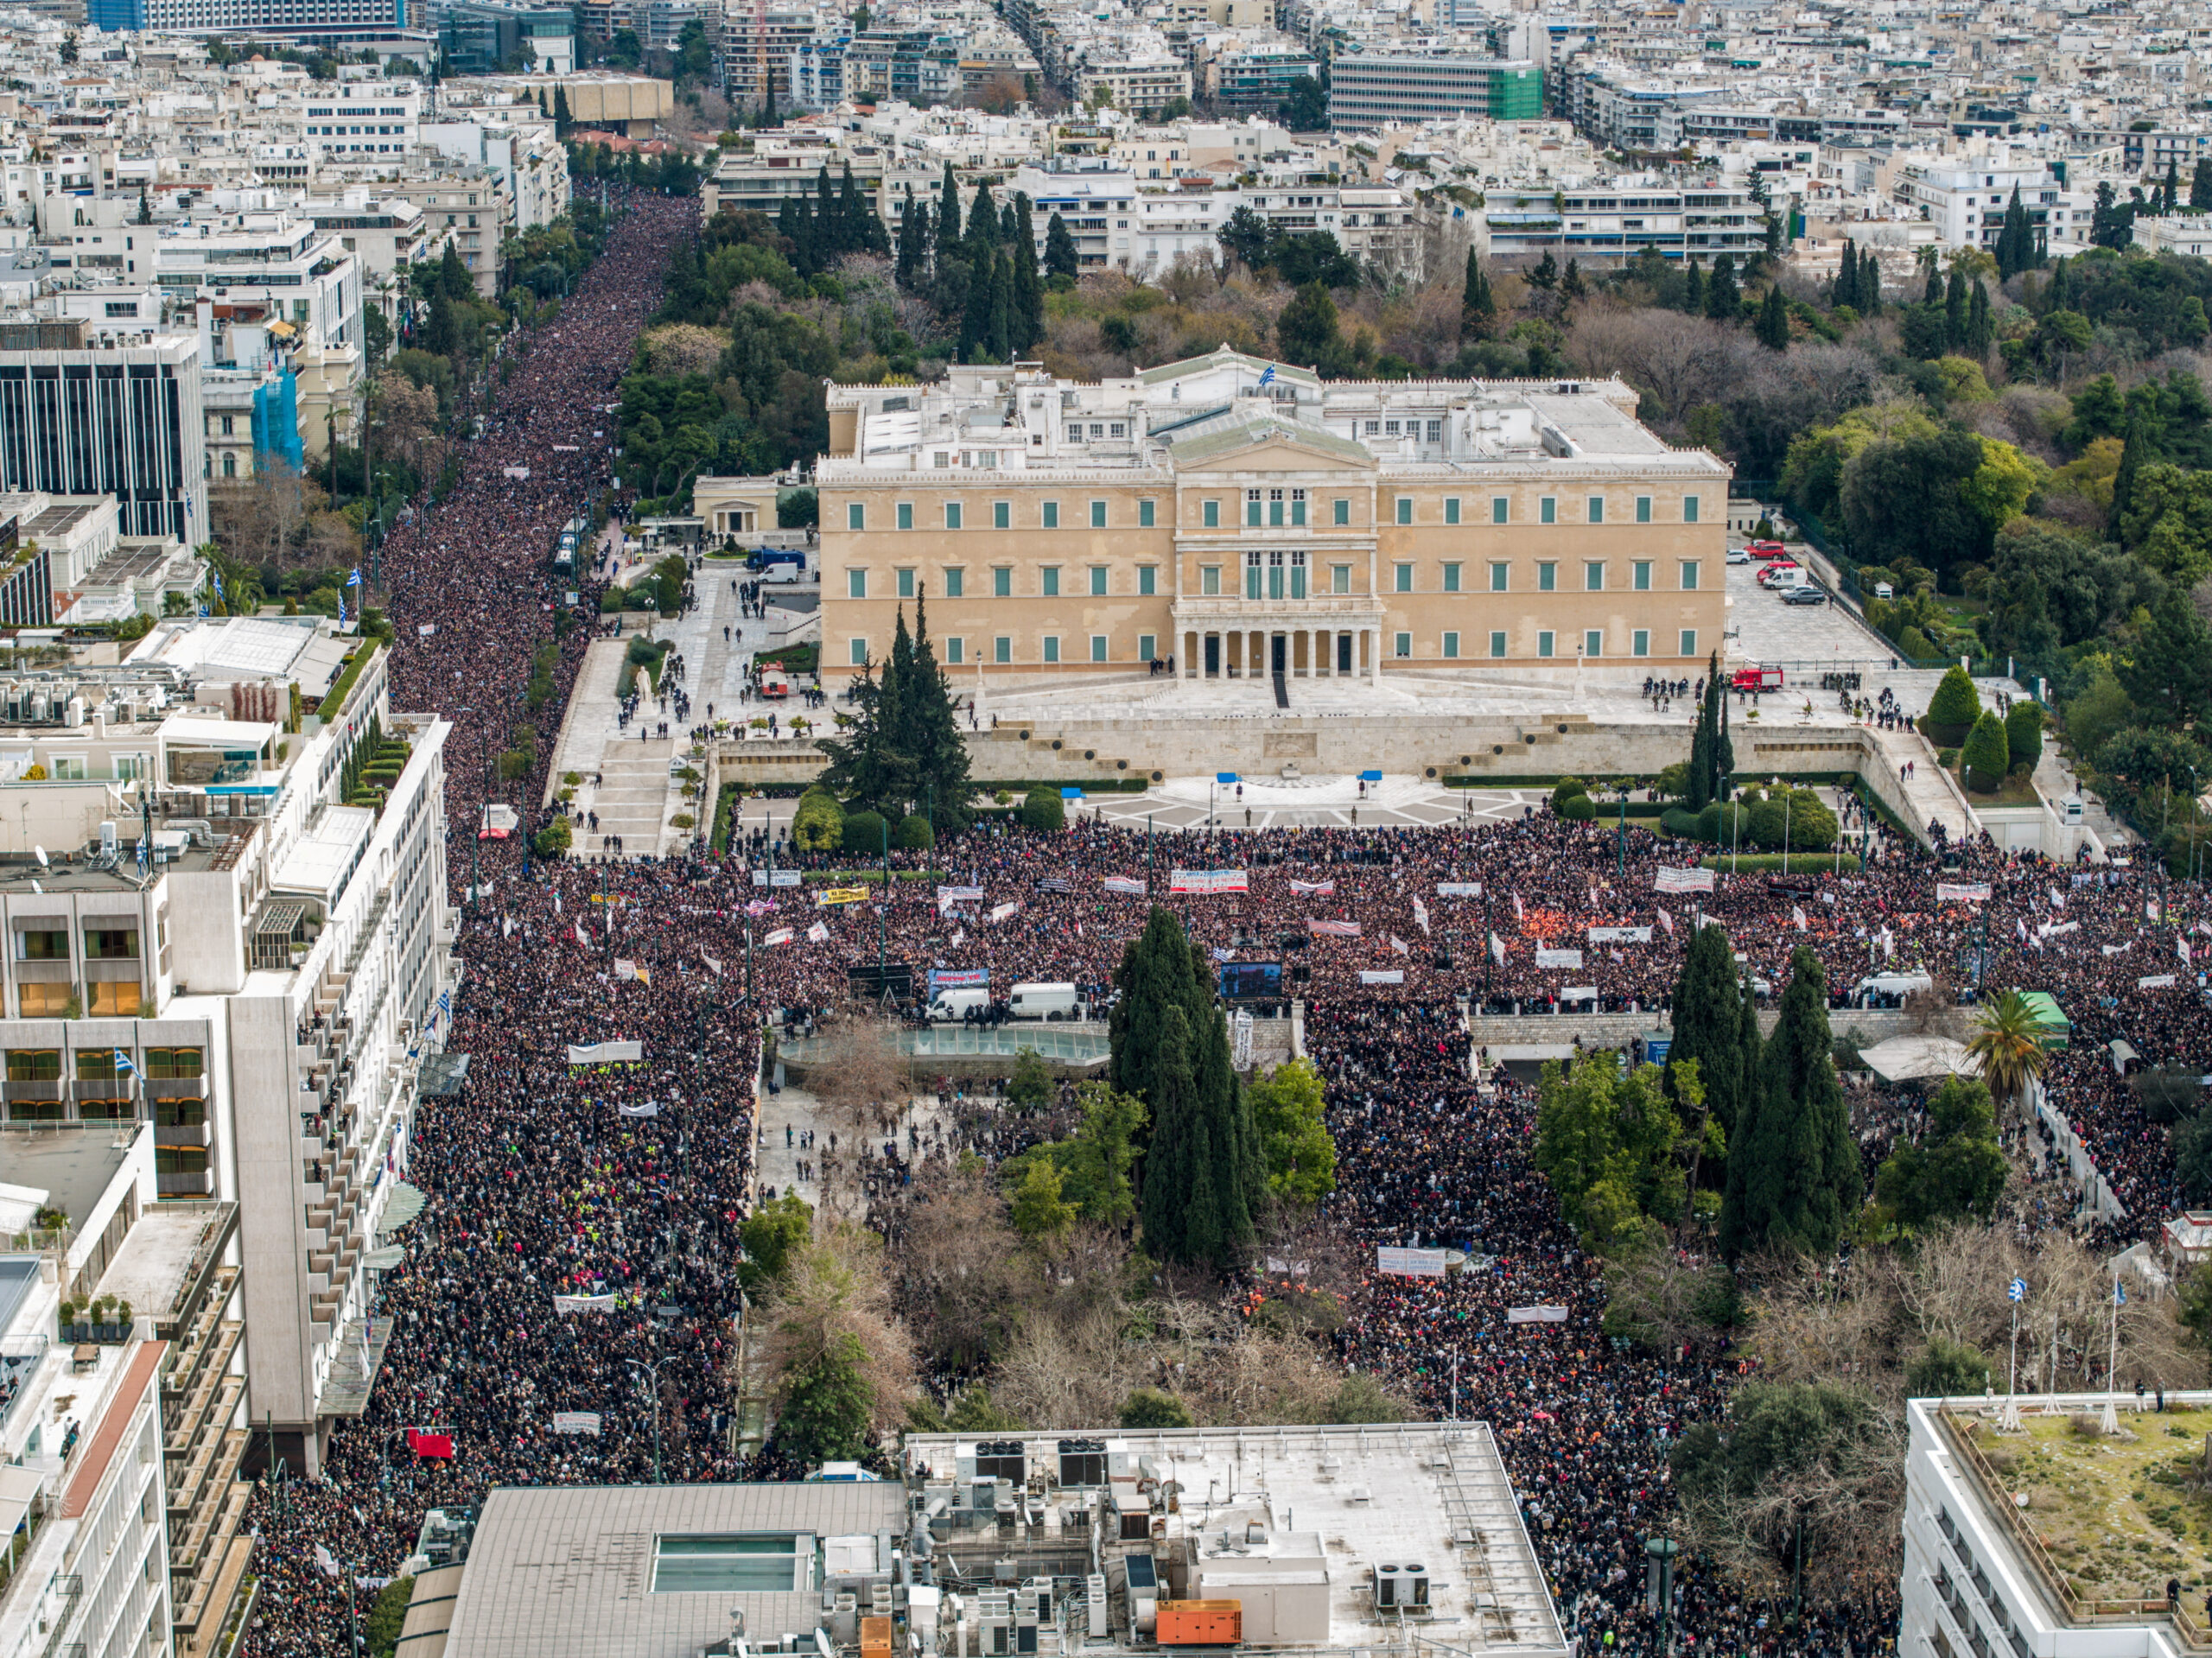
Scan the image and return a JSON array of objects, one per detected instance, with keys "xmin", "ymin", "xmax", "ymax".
[{"xmin": 1171, "ymin": 434, "xmax": 1376, "ymax": 474}]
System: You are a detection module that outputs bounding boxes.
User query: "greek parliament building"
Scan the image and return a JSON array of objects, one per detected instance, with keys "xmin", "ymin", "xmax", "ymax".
[{"xmin": 815, "ymin": 350, "xmax": 1729, "ymax": 689}]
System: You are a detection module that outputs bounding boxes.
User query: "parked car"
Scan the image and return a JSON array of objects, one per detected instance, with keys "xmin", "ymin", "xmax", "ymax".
[
  {"xmin": 1746, "ymin": 539, "xmax": 1789, "ymax": 559},
  {"xmin": 1782, "ymin": 585, "xmax": 1828, "ymax": 605},
  {"xmin": 1757, "ymin": 561, "xmax": 1803, "ymax": 587},
  {"xmin": 1726, "ymin": 546, "xmax": 1751, "ymax": 565}
]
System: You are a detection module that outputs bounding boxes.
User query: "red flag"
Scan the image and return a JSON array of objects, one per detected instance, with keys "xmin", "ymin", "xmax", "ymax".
[{"xmin": 407, "ymin": 1428, "xmax": 454, "ymax": 1458}]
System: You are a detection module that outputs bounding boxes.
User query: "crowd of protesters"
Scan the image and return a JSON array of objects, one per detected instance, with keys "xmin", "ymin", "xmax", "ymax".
[{"xmin": 233, "ymin": 184, "xmax": 2212, "ymax": 1658}]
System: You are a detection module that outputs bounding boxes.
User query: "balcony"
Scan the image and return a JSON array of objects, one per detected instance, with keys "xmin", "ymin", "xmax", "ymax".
[
  {"xmin": 154, "ymin": 1121, "xmax": 208, "ymax": 1149},
  {"xmin": 157, "ymin": 1171, "xmax": 213, "ymax": 1197},
  {"xmin": 2, "ymin": 1079, "xmax": 64, "ymax": 1104}
]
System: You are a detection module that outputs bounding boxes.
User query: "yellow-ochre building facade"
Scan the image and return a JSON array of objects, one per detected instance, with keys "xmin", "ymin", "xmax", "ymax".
[{"xmin": 814, "ymin": 348, "xmax": 1730, "ymax": 685}]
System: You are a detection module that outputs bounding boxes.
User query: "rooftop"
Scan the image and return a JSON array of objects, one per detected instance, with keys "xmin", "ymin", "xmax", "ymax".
[
  {"xmin": 90, "ymin": 1200, "xmax": 234, "ymax": 1337},
  {"xmin": 0, "ymin": 1123, "xmax": 133, "ymax": 1233}
]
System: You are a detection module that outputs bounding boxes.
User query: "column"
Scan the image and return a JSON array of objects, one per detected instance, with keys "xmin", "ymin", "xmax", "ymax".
[
  {"xmin": 1369, "ymin": 627, "xmax": 1383, "ymax": 688},
  {"xmin": 1312, "ymin": 628, "xmax": 1324, "ymax": 678}
]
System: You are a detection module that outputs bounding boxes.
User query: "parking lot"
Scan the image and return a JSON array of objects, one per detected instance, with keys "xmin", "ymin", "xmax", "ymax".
[{"xmin": 1726, "ymin": 547, "xmax": 1897, "ymax": 676}]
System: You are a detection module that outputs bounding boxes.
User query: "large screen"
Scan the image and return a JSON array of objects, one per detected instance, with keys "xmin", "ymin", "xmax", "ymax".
[{"xmin": 1219, "ymin": 962, "xmax": 1283, "ymax": 1000}]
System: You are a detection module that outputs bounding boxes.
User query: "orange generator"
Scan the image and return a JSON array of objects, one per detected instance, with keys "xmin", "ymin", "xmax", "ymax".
[
  {"xmin": 861, "ymin": 1616, "xmax": 893, "ymax": 1658},
  {"xmin": 1154, "ymin": 1601, "xmax": 1243, "ymax": 1645}
]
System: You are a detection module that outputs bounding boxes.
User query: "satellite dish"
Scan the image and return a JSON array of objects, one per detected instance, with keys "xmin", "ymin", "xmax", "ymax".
[
  {"xmin": 32, "ymin": 845, "xmax": 47, "ymax": 868},
  {"xmin": 29, "ymin": 880, "xmax": 41, "ymax": 894}
]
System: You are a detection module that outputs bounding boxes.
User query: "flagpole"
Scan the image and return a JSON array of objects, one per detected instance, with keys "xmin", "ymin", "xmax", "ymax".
[{"xmin": 2101, "ymin": 1276, "xmax": 2122, "ymax": 1434}]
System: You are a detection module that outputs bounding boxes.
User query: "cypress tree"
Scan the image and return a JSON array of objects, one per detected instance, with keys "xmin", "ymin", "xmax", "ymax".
[
  {"xmin": 896, "ymin": 184, "xmax": 923, "ymax": 289},
  {"xmin": 1011, "ymin": 194, "xmax": 1043, "ymax": 353},
  {"xmin": 840, "ymin": 162, "xmax": 885, "ymax": 255},
  {"xmin": 1705, "ymin": 252, "xmax": 1739, "ymax": 320},
  {"xmin": 960, "ymin": 249, "xmax": 994, "ymax": 360},
  {"xmin": 1943, "ymin": 267, "xmax": 1967, "ymax": 349},
  {"xmin": 1719, "ymin": 947, "xmax": 1859, "ymax": 1259},
  {"xmin": 2112, "ymin": 409, "xmax": 2148, "ymax": 537},
  {"xmin": 1966, "ymin": 281, "xmax": 1993, "ymax": 356},
  {"xmin": 1044, "ymin": 211, "xmax": 1078, "ymax": 281},
  {"xmin": 988, "ymin": 249, "xmax": 1014, "ymax": 362},
  {"xmin": 967, "ymin": 179, "xmax": 997, "ymax": 254},
  {"xmin": 1686, "ymin": 683, "xmax": 1713, "ymax": 813},
  {"xmin": 1669, "ymin": 923, "xmax": 1754, "ymax": 1141},
  {"xmin": 1921, "ymin": 251, "xmax": 1942, "ymax": 307},
  {"xmin": 1856, "ymin": 249, "xmax": 1880, "ymax": 315},
  {"xmin": 552, "ymin": 83, "xmax": 571, "ymax": 135},
  {"xmin": 814, "ymin": 164, "xmax": 839, "ymax": 252},
  {"xmin": 1836, "ymin": 239, "xmax": 1858, "ymax": 308},
  {"xmin": 1681, "ymin": 257, "xmax": 1704, "ymax": 316},
  {"xmin": 2193, "ymin": 158, "xmax": 2212, "ymax": 212},
  {"xmin": 936, "ymin": 161, "xmax": 961, "ymax": 254},
  {"xmin": 1754, "ymin": 282, "xmax": 1789, "ymax": 350},
  {"xmin": 1461, "ymin": 246, "xmax": 1495, "ymax": 338},
  {"xmin": 2163, "ymin": 160, "xmax": 2181, "ymax": 216}
]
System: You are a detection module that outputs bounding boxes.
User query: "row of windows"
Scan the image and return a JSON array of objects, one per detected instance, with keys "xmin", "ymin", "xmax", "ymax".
[
  {"xmin": 4, "ymin": 1045, "xmax": 200, "ymax": 1081},
  {"xmin": 845, "ymin": 627, "xmax": 1700, "ymax": 665},
  {"xmin": 845, "ymin": 558, "xmax": 1701, "ymax": 600},
  {"xmin": 845, "ymin": 492, "xmax": 1703, "ymax": 532}
]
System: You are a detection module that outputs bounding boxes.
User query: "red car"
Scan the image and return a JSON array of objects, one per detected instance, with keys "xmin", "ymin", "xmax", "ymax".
[{"xmin": 1746, "ymin": 539, "xmax": 1789, "ymax": 559}]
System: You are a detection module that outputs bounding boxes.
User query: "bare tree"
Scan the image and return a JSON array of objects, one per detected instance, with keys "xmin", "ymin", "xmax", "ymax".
[
  {"xmin": 806, "ymin": 1003, "xmax": 913, "ymax": 1139},
  {"xmin": 750, "ymin": 1220, "xmax": 916, "ymax": 1434}
]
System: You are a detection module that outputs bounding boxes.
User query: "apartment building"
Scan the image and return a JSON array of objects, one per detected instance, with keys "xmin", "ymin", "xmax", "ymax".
[
  {"xmin": 296, "ymin": 85, "xmax": 423, "ymax": 162},
  {"xmin": 0, "ymin": 613, "xmax": 454, "ymax": 1479},
  {"xmin": 0, "ymin": 321, "xmax": 206, "ymax": 549},
  {"xmin": 157, "ymin": 213, "xmax": 363, "ymax": 374},
  {"xmin": 816, "ymin": 350, "xmax": 1728, "ymax": 684},
  {"xmin": 1480, "ymin": 179, "xmax": 1764, "ymax": 264},
  {"xmin": 86, "ymin": 0, "xmax": 402, "ymax": 34},
  {"xmin": 1205, "ymin": 40, "xmax": 1321, "ymax": 116},
  {"xmin": 384, "ymin": 170, "xmax": 511, "ymax": 297},
  {"xmin": 1893, "ymin": 156, "xmax": 2082, "ymax": 252}
]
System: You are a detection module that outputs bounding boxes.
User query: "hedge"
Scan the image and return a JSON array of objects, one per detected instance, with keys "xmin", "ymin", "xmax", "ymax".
[
  {"xmin": 1698, "ymin": 853, "xmax": 1863, "ymax": 873},
  {"xmin": 974, "ymin": 778, "xmax": 1152, "ymax": 793}
]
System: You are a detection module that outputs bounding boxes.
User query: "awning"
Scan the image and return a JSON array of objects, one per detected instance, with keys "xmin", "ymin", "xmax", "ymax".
[
  {"xmin": 377, "ymin": 1182, "xmax": 425, "ymax": 1236},
  {"xmin": 362, "ymin": 1245, "xmax": 405, "ymax": 1270},
  {"xmin": 1859, "ymin": 1034, "xmax": 1976, "ymax": 1083},
  {"xmin": 417, "ymin": 1053, "xmax": 469, "ymax": 1098},
  {"xmin": 0, "ymin": 1464, "xmax": 44, "ymax": 1540}
]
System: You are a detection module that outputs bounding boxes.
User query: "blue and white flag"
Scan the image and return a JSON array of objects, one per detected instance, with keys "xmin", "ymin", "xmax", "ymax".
[
  {"xmin": 2114, "ymin": 1276, "xmax": 2127, "ymax": 1307},
  {"xmin": 337, "ymin": 594, "xmax": 347, "ymax": 626},
  {"xmin": 437, "ymin": 988, "xmax": 451, "ymax": 1016},
  {"xmin": 346, "ymin": 567, "xmax": 362, "ymax": 589},
  {"xmin": 1257, "ymin": 363, "xmax": 1275, "ymax": 386},
  {"xmin": 112, "ymin": 1048, "xmax": 135, "ymax": 1076},
  {"xmin": 2008, "ymin": 1276, "xmax": 2026, "ymax": 1303}
]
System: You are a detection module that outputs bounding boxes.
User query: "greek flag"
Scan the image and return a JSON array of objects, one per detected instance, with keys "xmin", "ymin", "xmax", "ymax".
[
  {"xmin": 1258, "ymin": 363, "xmax": 1276, "ymax": 386},
  {"xmin": 112, "ymin": 1048, "xmax": 135, "ymax": 1076},
  {"xmin": 346, "ymin": 568, "xmax": 362, "ymax": 589},
  {"xmin": 337, "ymin": 594, "xmax": 346, "ymax": 626},
  {"xmin": 196, "ymin": 604, "xmax": 208, "ymax": 617},
  {"xmin": 2008, "ymin": 1276, "xmax": 2025, "ymax": 1303},
  {"xmin": 437, "ymin": 989, "xmax": 451, "ymax": 1016},
  {"xmin": 2114, "ymin": 1276, "xmax": 2127, "ymax": 1307},
  {"xmin": 211, "ymin": 569, "xmax": 224, "ymax": 599}
]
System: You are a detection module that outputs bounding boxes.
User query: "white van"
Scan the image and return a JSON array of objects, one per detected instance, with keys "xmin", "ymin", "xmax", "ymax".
[
  {"xmin": 928, "ymin": 988, "xmax": 989, "ymax": 1023},
  {"xmin": 1008, "ymin": 981, "xmax": 1084, "ymax": 1021},
  {"xmin": 1856, "ymin": 970, "xmax": 1933, "ymax": 1004}
]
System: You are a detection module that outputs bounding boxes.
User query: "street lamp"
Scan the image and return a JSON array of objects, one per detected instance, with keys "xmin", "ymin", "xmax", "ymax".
[{"xmin": 626, "ymin": 1355, "xmax": 668, "ymax": 1483}]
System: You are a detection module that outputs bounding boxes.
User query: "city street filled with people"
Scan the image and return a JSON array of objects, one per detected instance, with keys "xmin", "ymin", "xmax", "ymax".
[{"xmin": 234, "ymin": 193, "xmax": 2210, "ymax": 1658}]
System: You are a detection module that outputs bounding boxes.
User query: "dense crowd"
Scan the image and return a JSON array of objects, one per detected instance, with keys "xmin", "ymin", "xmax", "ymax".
[{"xmin": 237, "ymin": 188, "xmax": 2210, "ymax": 1658}]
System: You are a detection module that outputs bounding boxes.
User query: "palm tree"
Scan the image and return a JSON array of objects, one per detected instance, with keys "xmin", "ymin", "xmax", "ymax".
[{"xmin": 1966, "ymin": 988, "xmax": 2049, "ymax": 1121}]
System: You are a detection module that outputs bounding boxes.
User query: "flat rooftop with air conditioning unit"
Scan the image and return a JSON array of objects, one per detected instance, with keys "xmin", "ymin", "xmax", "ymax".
[{"xmin": 401, "ymin": 1423, "xmax": 1567, "ymax": 1658}]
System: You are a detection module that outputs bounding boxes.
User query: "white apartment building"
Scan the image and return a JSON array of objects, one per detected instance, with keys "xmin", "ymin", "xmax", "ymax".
[
  {"xmin": 1479, "ymin": 178, "xmax": 1764, "ymax": 264},
  {"xmin": 383, "ymin": 170, "xmax": 512, "ymax": 298},
  {"xmin": 155, "ymin": 211, "xmax": 362, "ymax": 369},
  {"xmin": 416, "ymin": 118, "xmax": 570, "ymax": 232},
  {"xmin": 2134, "ymin": 212, "xmax": 2212, "ymax": 257},
  {"xmin": 0, "ymin": 614, "xmax": 455, "ymax": 1479},
  {"xmin": 294, "ymin": 83, "xmax": 424, "ymax": 162},
  {"xmin": 1892, "ymin": 156, "xmax": 2088, "ymax": 252}
]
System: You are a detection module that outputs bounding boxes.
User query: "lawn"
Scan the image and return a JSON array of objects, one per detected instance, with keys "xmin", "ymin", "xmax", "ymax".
[{"xmin": 1979, "ymin": 1409, "xmax": 2212, "ymax": 1603}]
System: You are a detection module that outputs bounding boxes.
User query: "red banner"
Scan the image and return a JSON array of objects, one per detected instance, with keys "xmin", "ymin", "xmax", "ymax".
[{"xmin": 407, "ymin": 1429, "xmax": 454, "ymax": 1458}]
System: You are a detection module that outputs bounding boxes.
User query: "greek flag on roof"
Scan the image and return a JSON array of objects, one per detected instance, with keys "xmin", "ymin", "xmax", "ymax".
[
  {"xmin": 2115, "ymin": 1276, "xmax": 2127, "ymax": 1306},
  {"xmin": 1258, "ymin": 363, "xmax": 1276, "ymax": 386}
]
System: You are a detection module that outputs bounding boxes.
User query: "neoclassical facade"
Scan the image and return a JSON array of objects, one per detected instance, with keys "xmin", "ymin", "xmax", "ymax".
[{"xmin": 814, "ymin": 350, "xmax": 1730, "ymax": 686}]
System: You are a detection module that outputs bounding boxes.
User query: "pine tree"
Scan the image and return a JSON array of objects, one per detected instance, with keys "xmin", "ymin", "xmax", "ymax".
[
  {"xmin": 1965, "ymin": 281, "xmax": 1993, "ymax": 357},
  {"xmin": 814, "ymin": 164, "xmax": 840, "ymax": 253},
  {"xmin": 1754, "ymin": 282, "xmax": 1789, "ymax": 350},
  {"xmin": 2163, "ymin": 160, "xmax": 2181, "ymax": 216},
  {"xmin": 935, "ymin": 162, "xmax": 961, "ymax": 256},
  {"xmin": 1720, "ymin": 947, "xmax": 1860, "ymax": 1259},
  {"xmin": 895, "ymin": 184, "xmax": 923, "ymax": 289},
  {"xmin": 1705, "ymin": 252, "xmax": 1739, "ymax": 320},
  {"xmin": 1044, "ymin": 212, "xmax": 1077, "ymax": 281},
  {"xmin": 1669, "ymin": 922, "xmax": 1756, "ymax": 1142},
  {"xmin": 840, "ymin": 162, "xmax": 886, "ymax": 255},
  {"xmin": 1944, "ymin": 266, "xmax": 1967, "ymax": 349},
  {"xmin": 1460, "ymin": 246, "xmax": 1495, "ymax": 338},
  {"xmin": 1855, "ymin": 249, "xmax": 1880, "ymax": 315},
  {"xmin": 896, "ymin": 594, "xmax": 972, "ymax": 828},
  {"xmin": 1011, "ymin": 194, "xmax": 1043, "ymax": 353}
]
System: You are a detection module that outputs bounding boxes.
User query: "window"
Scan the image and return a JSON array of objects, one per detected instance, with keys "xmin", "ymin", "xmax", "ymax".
[
  {"xmin": 1538, "ymin": 562, "xmax": 1556, "ymax": 592},
  {"xmin": 1203, "ymin": 499, "xmax": 1219, "ymax": 529},
  {"xmin": 1680, "ymin": 629, "xmax": 1698, "ymax": 657},
  {"xmin": 1492, "ymin": 497, "xmax": 1509, "ymax": 524},
  {"xmin": 897, "ymin": 569, "xmax": 915, "ymax": 599},
  {"xmin": 944, "ymin": 503, "xmax": 963, "ymax": 530},
  {"xmin": 993, "ymin": 501, "xmax": 1010, "ymax": 530},
  {"xmin": 1043, "ymin": 501, "xmax": 1059, "ymax": 530},
  {"xmin": 16, "ymin": 930, "xmax": 65, "ymax": 960},
  {"xmin": 1684, "ymin": 494, "xmax": 1700, "ymax": 524},
  {"xmin": 1538, "ymin": 631, "xmax": 1555, "ymax": 658},
  {"xmin": 1427, "ymin": 419, "xmax": 1443, "ymax": 443},
  {"xmin": 847, "ymin": 503, "xmax": 864, "ymax": 530},
  {"xmin": 86, "ymin": 929, "xmax": 139, "ymax": 959},
  {"xmin": 896, "ymin": 502, "xmax": 912, "ymax": 530},
  {"xmin": 1394, "ymin": 632, "xmax": 1411, "ymax": 657},
  {"xmin": 1443, "ymin": 562, "xmax": 1461, "ymax": 593},
  {"xmin": 1090, "ymin": 635, "xmax": 1108, "ymax": 663},
  {"xmin": 652, "ymin": 1535, "xmax": 803, "ymax": 1595},
  {"xmin": 1138, "ymin": 633, "xmax": 1156, "ymax": 661},
  {"xmin": 1588, "ymin": 496, "xmax": 1604, "ymax": 524},
  {"xmin": 1332, "ymin": 499, "xmax": 1349, "ymax": 525},
  {"xmin": 1636, "ymin": 495, "xmax": 1652, "ymax": 524},
  {"xmin": 1138, "ymin": 566, "xmax": 1156, "ymax": 596},
  {"xmin": 1442, "ymin": 631, "xmax": 1459, "ymax": 658},
  {"xmin": 1585, "ymin": 562, "xmax": 1604, "ymax": 592},
  {"xmin": 1332, "ymin": 564, "xmax": 1351, "ymax": 594},
  {"xmin": 995, "ymin": 637, "xmax": 1011, "ymax": 664},
  {"xmin": 1139, "ymin": 499, "xmax": 1155, "ymax": 528},
  {"xmin": 946, "ymin": 638, "xmax": 964, "ymax": 664},
  {"xmin": 849, "ymin": 638, "xmax": 868, "ymax": 666},
  {"xmin": 1540, "ymin": 497, "xmax": 1556, "ymax": 524},
  {"xmin": 76, "ymin": 1049, "xmax": 123, "ymax": 1081},
  {"xmin": 88, "ymin": 983, "xmax": 140, "ymax": 1017},
  {"xmin": 1202, "ymin": 566, "xmax": 1220, "ymax": 595},
  {"xmin": 1247, "ymin": 488, "xmax": 1262, "ymax": 528},
  {"xmin": 154, "ymin": 1097, "xmax": 204, "ymax": 1128},
  {"xmin": 1632, "ymin": 629, "xmax": 1650, "ymax": 657},
  {"xmin": 1394, "ymin": 563, "xmax": 1414, "ymax": 593},
  {"xmin": 1042, "ymin": 568, "xmax": 1060, "ymax": 597},
  {"xmin": 1090, "ymin": 500, "xmax": 1107, "ymax": 529},
  {"xmin": 1680, "ymin": 561, "xmax": 1700, "ymax": 591},
  {"xmin": 16, "ymin": 985, "xmax": 67, "ymax": 1017},
  {"xmin": 1585, "ymin": 629, "xmax": 1603, "ymax": 658},
  {"xmin": 847, "ymin": 569, "xmax": 867, "ymax": 600},
  {"xmin": 945, "ymin": 569, "xmax": 963, "ymax": 599},
  {"xmin": 1395, "ymin": 498, "xmax": 1413, "ymax": 525},
  {"xmin": 1043, "ymin": 637, "xmax": 1060, "ymax": 664},
  {"xmin": 1444, "ymin": 497, "xmax": 1461, "ymax": 526},
  {"xmin": 6, "ymin": 1049, "xmax": 59, "ymax": 1080},
  {"xmin": 993, "ymin": 568, "xmax": 1011, "ymax": 598},
  {"xmin": 1090, "ymin": 567, "xmax": 1107, "ymax": 596},
  {"xmin": 1634, "ymin": 561, "xmax": 1652, "ymax": 591},
  {"xmin": 1490, "ymin": 631, "xmax": 1507, "ymax": 658},
  {"xmin": 1291, "ymin": 489, "xmax": 1306, "ymax": 526}
]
